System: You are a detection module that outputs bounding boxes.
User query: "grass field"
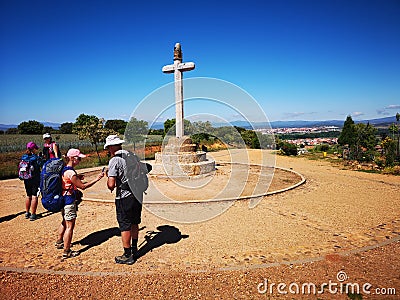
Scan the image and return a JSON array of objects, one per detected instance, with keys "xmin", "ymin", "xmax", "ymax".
[
  {"xmin": 0, "ymin": 134, "xmax": 105, "ymax": 179},
  {"xmin": 0, "ymin": 134, "xmax": 166, "ymax": 179},
  {"xmin": 0, "ymin": 134, "xmax": 231, "ymax": 179},
  {"xmin": 0, "ymin": 134, "xmax": 93, "ymax": 153}
]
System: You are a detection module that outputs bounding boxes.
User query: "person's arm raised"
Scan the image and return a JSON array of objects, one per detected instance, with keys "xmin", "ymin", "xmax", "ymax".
[{"xmin": 71, "ymin": 172, "xmax": 104, "ymax": 190}]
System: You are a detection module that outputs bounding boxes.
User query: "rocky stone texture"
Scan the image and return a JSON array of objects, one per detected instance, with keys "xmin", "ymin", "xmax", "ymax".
[{"xmin": 151, "ymin": 136, "xmax": 215, "ymax": 177}]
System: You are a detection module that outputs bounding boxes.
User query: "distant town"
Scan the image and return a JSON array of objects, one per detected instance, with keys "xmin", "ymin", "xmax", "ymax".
[
  {"xmin": 256, "ymin": 126, "xmax": 340, "ymax": 135},
  {"xmin": 256, "ymin": 126, "xmax": 340, "ymax": 146}
]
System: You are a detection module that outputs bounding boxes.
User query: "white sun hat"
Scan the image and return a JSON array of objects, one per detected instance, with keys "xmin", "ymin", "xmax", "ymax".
[{"xmin": 104, "ymin": 135, "xmax": 125, "ymax": 149}]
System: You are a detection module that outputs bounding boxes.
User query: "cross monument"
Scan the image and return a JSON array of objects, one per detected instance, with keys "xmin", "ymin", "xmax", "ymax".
[{"xmin": 162, "ymin": 43, "xmax": 195, "ymax": 139}]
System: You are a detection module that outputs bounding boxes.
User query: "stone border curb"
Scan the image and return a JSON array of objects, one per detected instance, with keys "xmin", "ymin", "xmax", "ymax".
[{"xmin": 82, "ymin": 162, "xmax": 306, "ymax": 204}]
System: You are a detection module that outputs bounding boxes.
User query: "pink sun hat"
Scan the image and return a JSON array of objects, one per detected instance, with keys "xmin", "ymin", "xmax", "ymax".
[
  {"xmin": 66, "ymin": 148, "xmax": 86, "ymax": 158},
  {"xmin": 26, "ymin": 142, "xmax": 39, "ymax": 150}
]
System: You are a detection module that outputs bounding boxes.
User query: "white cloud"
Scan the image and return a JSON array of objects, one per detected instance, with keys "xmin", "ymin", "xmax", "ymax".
[
  {"xmin": 385, "ymin": 104, "xmax": 400, "ymax": 110},
  {"xmin": 352, "ymin": 111, "xmax": 364, "ymax": 117},
  {"xmin": 377, "ymin": 109, "xmax": 390, "ymax": 116},
  {"xmin": 283, "ymin": 112, "xmax": 317, "ymax": 119}
]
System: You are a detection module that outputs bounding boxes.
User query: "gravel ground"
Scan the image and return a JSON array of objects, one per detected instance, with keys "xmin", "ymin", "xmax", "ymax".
[{"xmin": 0, "ymin": 149, "xmax": 399, "ymax": 299}]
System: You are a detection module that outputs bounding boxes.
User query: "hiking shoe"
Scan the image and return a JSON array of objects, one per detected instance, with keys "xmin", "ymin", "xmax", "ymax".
[
  {"xmin": 25, "ymin": 212, "xmax": 31, "ymax": 219},
  {"xmin": 62, "ymin": 249, "xmax": 79, "ymax": 259},
  {"xmin": 55, "ymin": 240, "xmax": 64, "ymax": 249},
  {"xmin": 115, "ymin": 254, "xmax": 135, "ymax": 265},
  {"xmin": 29, "ymin": 214, "xmax": 37, "ymax": 221}
]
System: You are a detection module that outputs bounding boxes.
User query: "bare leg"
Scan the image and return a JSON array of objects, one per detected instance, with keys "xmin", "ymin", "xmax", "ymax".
[
  {"xmin": 31, "ymin": 196, "xmax": 38, "ymax": 215},
  {"xmin": 58, "ymin": 219, "xmax": 66, "ymax": 243},
  {"xmin": 121, "ymin": 230, "xmax": 131, "ymax": 248},
  {"xmin": 25, "ymin": 196, "xmax": 32, "ymax": 213},
  {"xmin": 63, "ymin": 218, "xmax": 76, "ymax": 251}
]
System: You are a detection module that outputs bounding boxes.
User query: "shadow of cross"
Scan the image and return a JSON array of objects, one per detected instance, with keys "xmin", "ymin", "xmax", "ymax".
[{"xmin": 136, "ymin": 225, "xmax": 189, "ymax": 259}]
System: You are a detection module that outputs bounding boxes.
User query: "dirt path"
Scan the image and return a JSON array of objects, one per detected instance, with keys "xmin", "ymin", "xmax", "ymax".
[{"xmin": 0, "ymin": 149, "xmax": 399, "ymax": 299}]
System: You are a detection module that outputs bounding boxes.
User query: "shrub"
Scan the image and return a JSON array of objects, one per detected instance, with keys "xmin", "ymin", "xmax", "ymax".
[{"xmin": 278, "ymin": 141, "xmax": 298, "ymax": 156}]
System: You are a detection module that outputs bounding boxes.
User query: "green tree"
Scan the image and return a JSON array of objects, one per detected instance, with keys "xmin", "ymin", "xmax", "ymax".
[
  {"xmin": 352, "ymin": 123, "xmax": 377, "ymax": 161},
  {"xmin": 17, "ymin": 120, "xmax": 44, "ymax": 134},
  {"xmin": 42, "ymin": 126, "xmax": 55, "ymax": 134},
  {"xmin": 277, "ymin": 140, "xmax": 298, "ymax": 156},
  {"xmin": 388, "ymin": 123, "xmax": 398, "ymax": 140},
  {"xmin": 164, "ymin": 119, "xmax": 175, "ymax": 136},
  {"xmin": 148, "ymin": 128, "xmax": 164, "ymax": 135},
  {"xmin": 213, "ymin": 126, "xmax": 244, "ymax": 147},
  {"xmin": 6, "ymin": 128, "xmax": 18, "ymax": 134},
  {"xmin": 192, "ymin": 121, "xmax": 213, "ymax": 134},
  {"xmin": 381, "ymin": 137, "xmax": 396, "ymax": 166},
  {"xmin": 163, "ymin": 118, "xmax": 193, "ymax": 136},
  {"xmin": 124, "ymin": 117, "xmax": 149, "ymax": 150},
  {"xmin": 60, "ymin": 122, "xmax": 73, "ymax": 134},
  {"xmin": 240, "ymin": 129, "xmax": 260, "ymax": 149},
  {"xmin": 338, "ymin": 115, "xmax": 355, "ymax": 147},
  {"xmin": 72, "ymin": 114, "xmax": 116, "ymax": 163},
  {"xmin": 105, "ymin": 119, "xmax": 128, "ymax": 135}
]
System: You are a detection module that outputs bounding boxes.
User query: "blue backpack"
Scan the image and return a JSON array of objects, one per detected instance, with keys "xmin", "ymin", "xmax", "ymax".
[
  {"xmin": 40, "ymin": 158, "xmax": 73, "ymax": 213},
  {"xmin": 18, "ymin": 154, "xmax": 40, "ymax": 180}
]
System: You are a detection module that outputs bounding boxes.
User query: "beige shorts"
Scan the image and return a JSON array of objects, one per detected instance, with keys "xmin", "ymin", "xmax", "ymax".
[{"xmin": 62, "ymin": 203, "xmax": 77, "ymax": 221}]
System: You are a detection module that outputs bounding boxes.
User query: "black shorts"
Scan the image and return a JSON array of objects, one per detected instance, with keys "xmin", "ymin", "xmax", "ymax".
[
  {"xmin": 24, "ymin": 178, "xmax": 40, "ymax": 197},
  {"xmin": 116, "ymin": 194, "xmax": 142, "ymax": 231}
]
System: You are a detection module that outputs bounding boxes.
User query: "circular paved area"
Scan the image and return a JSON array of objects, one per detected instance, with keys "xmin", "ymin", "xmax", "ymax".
[{"xmin": 0, "ymin": 149, "xmax": 399, "ymax": 276}]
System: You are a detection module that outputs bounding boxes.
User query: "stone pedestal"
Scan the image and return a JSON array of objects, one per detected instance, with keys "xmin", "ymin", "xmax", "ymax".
[{"xmin": 151, "ymin": 136, "xmax": 215, "ymax": 177}]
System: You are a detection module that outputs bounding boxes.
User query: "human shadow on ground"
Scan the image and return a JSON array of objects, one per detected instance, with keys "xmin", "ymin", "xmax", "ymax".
[
  {"xmin": 0, "ymin": 211, "xmax": 24, "ymax": 223},
  {"xmin": 0, "ymin": 211, "xmax": 54, "ymax": 224},
  {"xmin": 36, "ymin": 211, "xmax": 54, "ymax": 219},
  {"xmin": 136, "ymin": 225, "xmax": 189, "ymax": 259},
  {"xmin": 73, "ymin": 227, "xmax": 121, "ymax": 253},
  {"xmin": 73, "ymin": 226, "xmax": 147, "ymax": 254}
]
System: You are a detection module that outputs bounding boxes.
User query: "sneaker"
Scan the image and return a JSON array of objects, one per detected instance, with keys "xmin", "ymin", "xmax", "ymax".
[
  {"xmin": 115, "ymin": 254, "xmax": 135, "ymax": 265},
  {"xmin": 62, "ymin": 249, "xmax": 79, "ymax": 259},
  {"xmin": 25, "ymin": 212, "xmax": 31, "ymax": 219},
  {"xmin": 29, "ymin": 214, "xmax": 37, "ymax": 221},
  {"xmin": 55, "ymin": 240, "xmax": 64, "ymax": 249}
]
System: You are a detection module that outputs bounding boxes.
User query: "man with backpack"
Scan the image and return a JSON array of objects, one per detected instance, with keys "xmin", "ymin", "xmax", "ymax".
[
  {"xmin": 104, "ymin": 135, "xmax": 145, "ymax": 265},
  {"xmin": 19, "ymin": 142, "xmax": 43, "ymax": 221}
]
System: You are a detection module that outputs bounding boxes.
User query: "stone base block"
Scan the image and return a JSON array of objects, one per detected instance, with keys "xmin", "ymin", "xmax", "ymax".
[
  {"xmin": 151, "ymin": 159, "xmax": 216, "ymax": 177},
  {"xmin": 163, "ymin": 136, "xmax": 197, "ymax": 153},
  {"xmin": 151, "ymin": 151, "xmax": 215, "ymax": 177},
  {"xmin": 154, "ymin": 151, "xmax": 207, "ymax": 164}
]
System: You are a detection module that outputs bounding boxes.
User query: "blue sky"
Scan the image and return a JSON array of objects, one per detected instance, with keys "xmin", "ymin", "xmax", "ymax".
[{"xmin": 1, "ymin": 0, "xmax": 399, "ymax": 125}]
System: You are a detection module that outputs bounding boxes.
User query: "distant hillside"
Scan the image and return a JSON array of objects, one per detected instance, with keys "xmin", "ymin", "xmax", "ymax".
[
  {"xmin": 358, "ymin": 116, "xmax": 397, "ymax": 128},
  {"xmin": 230, "ymin": 116, "xmax": 398, "ymax": 129},
  {"xmin": 0, "ymin": 124, "xmax": 16, "ymax": 131},
  {"xmin": 147, "ymin": 116, "xmax": 398, "ymax": 130},
  {"xmin": 0, "ymin": 122, "xmax": 61, "ymax": 131},
  {"xmin": 1, "ymin": 116, "xmax": 396, "ymax": 132}
]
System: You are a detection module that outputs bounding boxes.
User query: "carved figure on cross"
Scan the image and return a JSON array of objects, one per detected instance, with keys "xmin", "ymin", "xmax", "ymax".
[{"xmin": 162, "ymin": 43, "xmax": 195, "ymax": 138}]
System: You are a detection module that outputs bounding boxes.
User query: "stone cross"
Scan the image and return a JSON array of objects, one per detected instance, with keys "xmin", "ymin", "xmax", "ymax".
[{"xmin": 162, "ymin": 43, "xmax": 195, "ymax": 139}]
